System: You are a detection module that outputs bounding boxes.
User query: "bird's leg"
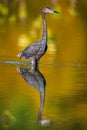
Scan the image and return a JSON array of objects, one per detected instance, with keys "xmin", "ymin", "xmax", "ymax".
[
  {"xmin": 31, "ymin": 59, "xmax": 38, "ymax": 72},
  {"xmin": 31, "ymin": 59, "xmax": 35, "ymax": 66},
  {"xmin": 36, "ymin": 60, "xmax": 39, "ymax": 66},
  {"xmin": 36, "ymin": 60, "xmax": 39, "ymax": 68}
]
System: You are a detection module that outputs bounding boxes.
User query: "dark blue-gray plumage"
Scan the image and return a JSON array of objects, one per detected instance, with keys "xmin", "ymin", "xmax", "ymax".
[{"xmin": 17, "ymin": 7, "xmax": 59, "ymax": 66}]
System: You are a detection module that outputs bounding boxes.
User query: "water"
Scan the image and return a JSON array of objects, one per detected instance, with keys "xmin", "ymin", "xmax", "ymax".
[
  {"xmin": 0, "ymin": 2, "xmax": 87, "ymax": 130},
  {"xmin": 0, "ymin": 60, "xmax": 87, "ymax": 130}
]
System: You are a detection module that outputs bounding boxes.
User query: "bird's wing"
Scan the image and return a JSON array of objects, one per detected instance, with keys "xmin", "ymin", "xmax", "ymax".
[{"xmin": 22, "ymin": 41, "xmax": 41, "ymax": 58}]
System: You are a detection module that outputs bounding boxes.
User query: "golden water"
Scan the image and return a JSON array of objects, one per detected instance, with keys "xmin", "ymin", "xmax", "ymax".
[{"xmin": 0, "ymin": 1, "xmax": 87, "ymax": 129}]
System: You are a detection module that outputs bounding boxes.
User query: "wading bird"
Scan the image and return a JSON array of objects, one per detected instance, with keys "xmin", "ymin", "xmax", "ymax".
[{"xmin": 17, "ymin": 7, "xmax": 59, "ymax": 67}]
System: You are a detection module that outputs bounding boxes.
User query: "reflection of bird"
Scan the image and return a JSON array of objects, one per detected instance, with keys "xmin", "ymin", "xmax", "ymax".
[
  {"xmin": 17, "ymin": 67, "xmax": 51, "ymax": 126},
  {"xmin": 17, "ymin": 67, "xmax": 46, "ymax": 92},
  {"xmin": 17, "ymin": 67, "xmax": 46, "ymax": 120},
  {"xmin": 17, "ymin": 8, "xmax": 59, "ymax": 67}
]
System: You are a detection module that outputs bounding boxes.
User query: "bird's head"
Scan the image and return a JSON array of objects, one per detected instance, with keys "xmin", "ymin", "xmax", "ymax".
[{"xmin": 42, "ymin": 7, "xmax": 59, "ymax": 14}]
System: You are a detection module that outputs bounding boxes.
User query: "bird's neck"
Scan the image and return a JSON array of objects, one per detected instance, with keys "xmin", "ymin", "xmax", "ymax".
[{"xmin": 42, "ymin": 12, "xmax": 47, "ymax": 42}]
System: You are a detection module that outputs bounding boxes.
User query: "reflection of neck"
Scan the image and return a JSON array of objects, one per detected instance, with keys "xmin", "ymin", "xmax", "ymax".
[
  {"xmin": 42, "ymin": 12, "xmax": 47, "ymax": 42},
  {"xmin": 38, "ymin": 91, "xmax": 45, "ymax": 123}
]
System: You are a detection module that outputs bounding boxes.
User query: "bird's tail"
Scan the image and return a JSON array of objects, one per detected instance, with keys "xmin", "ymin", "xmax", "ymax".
[{"xmin": 17, "ymin": 52, "xmax": 22, "ymax": 59}]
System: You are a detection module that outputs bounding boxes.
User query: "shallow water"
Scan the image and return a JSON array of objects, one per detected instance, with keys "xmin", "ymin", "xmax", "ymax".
[
  {"xmin": 0, "ymin": 59, "xmax": 87, "ymax": 130},
  {"xmin": 0, "ymin": 1, "xmax": 87, "ymax": 130}
]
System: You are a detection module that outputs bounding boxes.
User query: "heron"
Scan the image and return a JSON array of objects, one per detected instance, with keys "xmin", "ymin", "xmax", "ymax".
[{"xmin": 17, "ymin": 7, "xmax": 59, "ymax": 67}]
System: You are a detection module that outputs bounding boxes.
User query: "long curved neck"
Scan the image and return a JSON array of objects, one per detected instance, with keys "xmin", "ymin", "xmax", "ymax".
[{"xmin": 42, "ymin": 12, "xmax": 47, "ymax": 42}]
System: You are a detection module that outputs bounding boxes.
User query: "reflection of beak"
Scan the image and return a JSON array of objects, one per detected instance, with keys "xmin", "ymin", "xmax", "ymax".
[
  {"xmin": 39, "ymin": 119, "xmax": 51, "ymax": 127},
  {"xmin": 53, "ymin": 10, "xmax": 59, "ymax": 14}
]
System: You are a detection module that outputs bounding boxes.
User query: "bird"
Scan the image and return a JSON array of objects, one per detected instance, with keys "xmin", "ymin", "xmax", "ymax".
[{"xmin": 17, "ymin": 7, "xmax": 59, "ymax": 67}]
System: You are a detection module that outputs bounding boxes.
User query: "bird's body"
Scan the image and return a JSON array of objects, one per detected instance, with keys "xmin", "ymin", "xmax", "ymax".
[
  {"xmin": 18, "ymin": 40, "xmax": 47, "ymax": 61},
  {"xmin": 17, "ymin": 7, "xmax": 58, "ymax": 66}
]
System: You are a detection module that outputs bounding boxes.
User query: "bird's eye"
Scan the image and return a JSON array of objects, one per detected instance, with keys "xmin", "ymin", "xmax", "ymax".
[{"xmin": 47, "ymin": 7, "xmax": 50, "ymax": 9}]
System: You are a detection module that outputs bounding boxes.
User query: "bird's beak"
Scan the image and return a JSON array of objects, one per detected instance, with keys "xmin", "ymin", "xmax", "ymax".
[{"xmin": 53, "ymin": 10, "xmax": 59, "ymax": 14}]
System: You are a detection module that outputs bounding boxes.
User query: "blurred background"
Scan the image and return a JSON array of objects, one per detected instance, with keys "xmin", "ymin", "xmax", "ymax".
[
  {"xmin": 0, "ymin": 0, "xmax": 87, "ymax": 130},
  {"xmin": 0, "ymin": 0, "xmax": 86, "ymax": 61}
]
